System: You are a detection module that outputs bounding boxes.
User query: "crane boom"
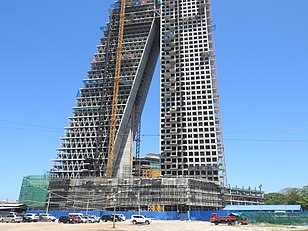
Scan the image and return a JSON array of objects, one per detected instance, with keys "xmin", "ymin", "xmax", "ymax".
[{"xmin": 106, "ymin": 0, "xmax": 126, "ymax": 178}]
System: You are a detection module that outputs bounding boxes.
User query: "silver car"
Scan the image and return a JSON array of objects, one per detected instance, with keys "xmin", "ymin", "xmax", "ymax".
[{"xmin": 2, "ymin": 214, "xmax": 23, "ymax": 223}]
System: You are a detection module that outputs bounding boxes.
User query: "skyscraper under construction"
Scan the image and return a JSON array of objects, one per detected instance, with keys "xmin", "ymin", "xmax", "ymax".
[
  {"xmin": 160, "ymin": 0, "xmax": 226, "ymax": 184},
  {"xmin": 48, "ymin": 0, "xmax": 263, "ymax": 211},
  {"xmin": 50, "ymin": 0, "xmax": 160, "ymax": 179},
  {"xmin": 50, "ymin": 0, "xmax": 225, "ymax": 184}
]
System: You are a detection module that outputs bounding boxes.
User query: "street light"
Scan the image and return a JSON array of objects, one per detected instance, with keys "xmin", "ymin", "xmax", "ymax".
[{"xmin": 112, "ymin": 191, "xmax": 121, "ymax": 229}]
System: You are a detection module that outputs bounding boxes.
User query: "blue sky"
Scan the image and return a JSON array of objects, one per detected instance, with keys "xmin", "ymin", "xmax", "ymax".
[{"xmin": 0, "ymin": 0, "xmax": 307, "ymax": 201}]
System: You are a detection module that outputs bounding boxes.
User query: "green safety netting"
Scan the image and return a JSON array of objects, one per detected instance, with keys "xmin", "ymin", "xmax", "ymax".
[
  {"xmin": 19, "ymin": 175, "xmax": 49, "ymax": 210},
  {"xmin": 240, "ymin": 212, "xmax": 308, "ymax": 226}
]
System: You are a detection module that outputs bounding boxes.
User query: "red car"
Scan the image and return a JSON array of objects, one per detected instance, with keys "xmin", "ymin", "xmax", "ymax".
[{"xmin": 69, "ymin": 215, "xmax": 82, "ymax": 223}]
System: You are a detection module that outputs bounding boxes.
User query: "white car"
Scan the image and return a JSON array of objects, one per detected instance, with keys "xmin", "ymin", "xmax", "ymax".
[
  {"xmin": 24, "ymin": 213, "xmax": 39, "ymax": 222},
  {"xmin": 84, "ymin": 215, "xmax": 97, "ymax": 223},
  {"xmin": 131, "ymin": 215, "xmax": 151, "ymax": 225},
  {"xmin": 39, "ymin": 213, "xmax": 57, "ymax": 222},
  {"xmin": 90, "ymin": 215, "xmax": 100, "ymax": 223},
  {"xmin": 2, "ymin": 214, "xmax": 23, "ymax": 223},
  {"xmin": 116, "ymin": 214, "xmax": 126, "ymax": 221}
]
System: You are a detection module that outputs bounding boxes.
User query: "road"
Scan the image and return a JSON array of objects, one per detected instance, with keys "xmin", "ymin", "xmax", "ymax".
[{"xmin": 0, "ymin": 220, "xmax": 307, "ymax": 231}]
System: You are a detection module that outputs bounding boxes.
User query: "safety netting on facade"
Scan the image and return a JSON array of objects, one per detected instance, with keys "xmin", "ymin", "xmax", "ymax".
[{"xmin": 18, "ymin": 175, "xmax": 49, "ymax": 210}]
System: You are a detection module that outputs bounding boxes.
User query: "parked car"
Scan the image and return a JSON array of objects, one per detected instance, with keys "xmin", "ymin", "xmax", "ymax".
[
  {"xmin": 84, "ymin": 215, "xmax": 97, "ymax": 223},
  {"xmin": 22, "ymin": 215, "xmax": 32, "ymax": 222},
  {"xmin": 58, "ymin": 216, "xmax": 74, "ymax": 224},
  {"xmin": 68, "ymin": 215, "xmax": 82, "ymax": 223},
  {"xmin": 24, "ymin": 213, "xmax": 39, "ymax": 222},
  {"xmin": 0, "ymin": 215, "xmax": 3, "ymax": 222},
  {"xmin": 2, "ymin": 214, "xmax": 23, "ymax": 223},
  {"xmin": 68, "ymin": 213, "xmax": 87, "ymax": 223},
  {"xmin": 131, "ymin": 215, "xmax": 151, "ymax": 225},
  {"xmin": 39, "ymin": 213, "xmax": 57, "ymax": 222},
  {"xmin": 90, "ymin": 215, "xmax": 100, "ymax": 223},
  {"xmin": 116, "ymin": 214, "xmax": 126, "ymax": 221},
  {"xmin": 101, "ymin": 215, "xmax": 116, "ymax": 222}
]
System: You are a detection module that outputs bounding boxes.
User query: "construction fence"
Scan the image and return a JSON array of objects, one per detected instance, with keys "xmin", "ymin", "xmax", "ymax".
[
  {"xmin": 27, "ymin": 210, "xmax": 308, "ymax": 225},
  {"xmin": 240, "ymin": 212, "xmax": 308, "ymax": 226}
]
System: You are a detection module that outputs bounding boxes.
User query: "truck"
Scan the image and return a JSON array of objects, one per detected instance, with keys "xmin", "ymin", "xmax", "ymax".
[{"xmin": 210, "ymin": 213, "xmax": 237, "ymax": 225}]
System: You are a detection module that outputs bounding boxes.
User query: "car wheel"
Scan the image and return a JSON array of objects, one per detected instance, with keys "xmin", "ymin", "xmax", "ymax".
[
  {"xmin": 11, "ymin": 220, "xmax": 15, "ymax": 223},
  {"xmin": 133, "ymin": 220, "xmax": 137, "ymax": 225},
  {"xmin": 145, "ymin": 220, "xmax": 150, "ymax": 225}
]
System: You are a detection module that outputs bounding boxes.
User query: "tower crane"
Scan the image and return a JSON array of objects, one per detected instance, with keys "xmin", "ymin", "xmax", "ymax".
[{"xmin": 106, "ymin": 0, "xmax": 126, "ymax": 178}]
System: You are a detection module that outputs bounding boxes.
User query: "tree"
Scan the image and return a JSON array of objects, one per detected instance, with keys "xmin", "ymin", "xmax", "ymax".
[
  {"xmin": 264, "ymin": 192, "xmax": 287, "ymax": 205},
  {"xmin": 297, "ymin": 185, "xmax": 308, "ymax": 210},
  {"xmin": 265, "ymin": 186, "xmax": 308, "ymax": 210},
  {"xmin": 280, "ymin": 188, "xmax": 301, "ymax": 205}
]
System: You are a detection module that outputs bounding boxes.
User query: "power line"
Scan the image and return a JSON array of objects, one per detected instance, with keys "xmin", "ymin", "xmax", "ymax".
[
  {"xmin": 0, "ymin": 118, "xmax": 307, "ymax": 143},
  {"xmin": 0, "ymin": 125, "xmax": 62, "ymax": 133},
  {"xmin": 0, "ymin": 118, "xmax": 62, "ymax": 131},
  {"xmin": 1, "ymin": 117, "xmax": 308, "ymax": 135}
]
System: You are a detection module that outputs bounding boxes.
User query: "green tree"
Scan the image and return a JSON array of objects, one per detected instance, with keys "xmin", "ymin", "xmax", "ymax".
[
  {"xmin": 297, "ymin": 185, "xmax": 308, "ymax": 210},
  {"xmin": 265, "ymin": 186, "xmax": 308, "ymax": 210},
  {"xmin": 280, "ymin": 188, "xmax": 301, "ymax": 205},
  {"xmin": 264, "ymin": 192, "xmax": 287, "ymax": 204}
]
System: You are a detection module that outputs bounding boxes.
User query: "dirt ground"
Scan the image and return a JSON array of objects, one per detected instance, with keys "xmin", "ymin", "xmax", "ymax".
[{"xmin": 0, "ymin": 220, "xmax": 307, "ymax": 231}]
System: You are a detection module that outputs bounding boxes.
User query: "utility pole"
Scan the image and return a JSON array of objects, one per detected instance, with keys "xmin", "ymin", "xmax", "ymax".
[
  {"xmin": 86, "ymin": 199, "xmax": 89, "ymax": 215},
  {"xmin": 113, "ymin": 200, "xmax": 116, "ymax": 228},
  {"xmin": 138, "ymin": 191, "xmax": 140, "ymax": 215},
  {"xmin": 46, "ymin": 192, "xmax": 51, "ymax": 214},
  {"xmin": 112, "ymin": 191, "xmax": 121, "ymax": 229}
]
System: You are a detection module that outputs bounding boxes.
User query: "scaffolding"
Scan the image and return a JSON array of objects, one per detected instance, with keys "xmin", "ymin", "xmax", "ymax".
[
  {"xmin": 50, "ymin": 0, "xmax": 160, "ymax": 179},
  {"xmin": 48, "ymin": 177, "xmax": 223, "ymax": 211}
]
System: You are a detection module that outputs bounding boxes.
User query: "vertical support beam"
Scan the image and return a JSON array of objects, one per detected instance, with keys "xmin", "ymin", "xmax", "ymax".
[
  {"xmin": 129, "ymin": 108, "xmax": 135, "ymax": 177},
  {"xmin": 135, "ymin": 121, "xmax": 141, "ymax": 176}
]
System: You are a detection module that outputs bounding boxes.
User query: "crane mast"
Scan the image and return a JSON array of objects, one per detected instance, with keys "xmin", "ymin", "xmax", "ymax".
[{"xmin": 106, "ymin": 0, "xmax": 126, "ymax": 178}]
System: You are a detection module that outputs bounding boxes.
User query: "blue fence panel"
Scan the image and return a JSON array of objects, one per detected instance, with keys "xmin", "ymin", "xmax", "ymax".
[
  {"xmin": 190, "ymin": 211, "xmax": 211, "ymax": 221},
  {"xmin": 27, "ymin": 209, "xmax": 256, "ymax": 221}
]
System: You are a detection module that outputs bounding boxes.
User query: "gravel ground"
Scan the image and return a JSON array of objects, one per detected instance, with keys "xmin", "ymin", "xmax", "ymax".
[{"xmin": 0, "ymin": 220, "xmax": 307, "ymax": 231}]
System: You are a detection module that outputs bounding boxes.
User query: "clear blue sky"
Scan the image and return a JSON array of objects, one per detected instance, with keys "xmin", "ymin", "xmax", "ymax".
[{"xmin": 0, "ymin": 0, "xmax": 307, "ymax": 201}]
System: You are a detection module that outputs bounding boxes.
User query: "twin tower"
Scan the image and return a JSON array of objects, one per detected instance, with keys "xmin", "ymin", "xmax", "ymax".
[{"xmin": 50, "ymin": 0, "xmax": 226, "ymax": 186}]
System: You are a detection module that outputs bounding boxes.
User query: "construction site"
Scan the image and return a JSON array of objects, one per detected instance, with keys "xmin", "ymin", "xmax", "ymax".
[{"xmin": 39, "ymin": 0, "xmax": 266, "ymax": 212}]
